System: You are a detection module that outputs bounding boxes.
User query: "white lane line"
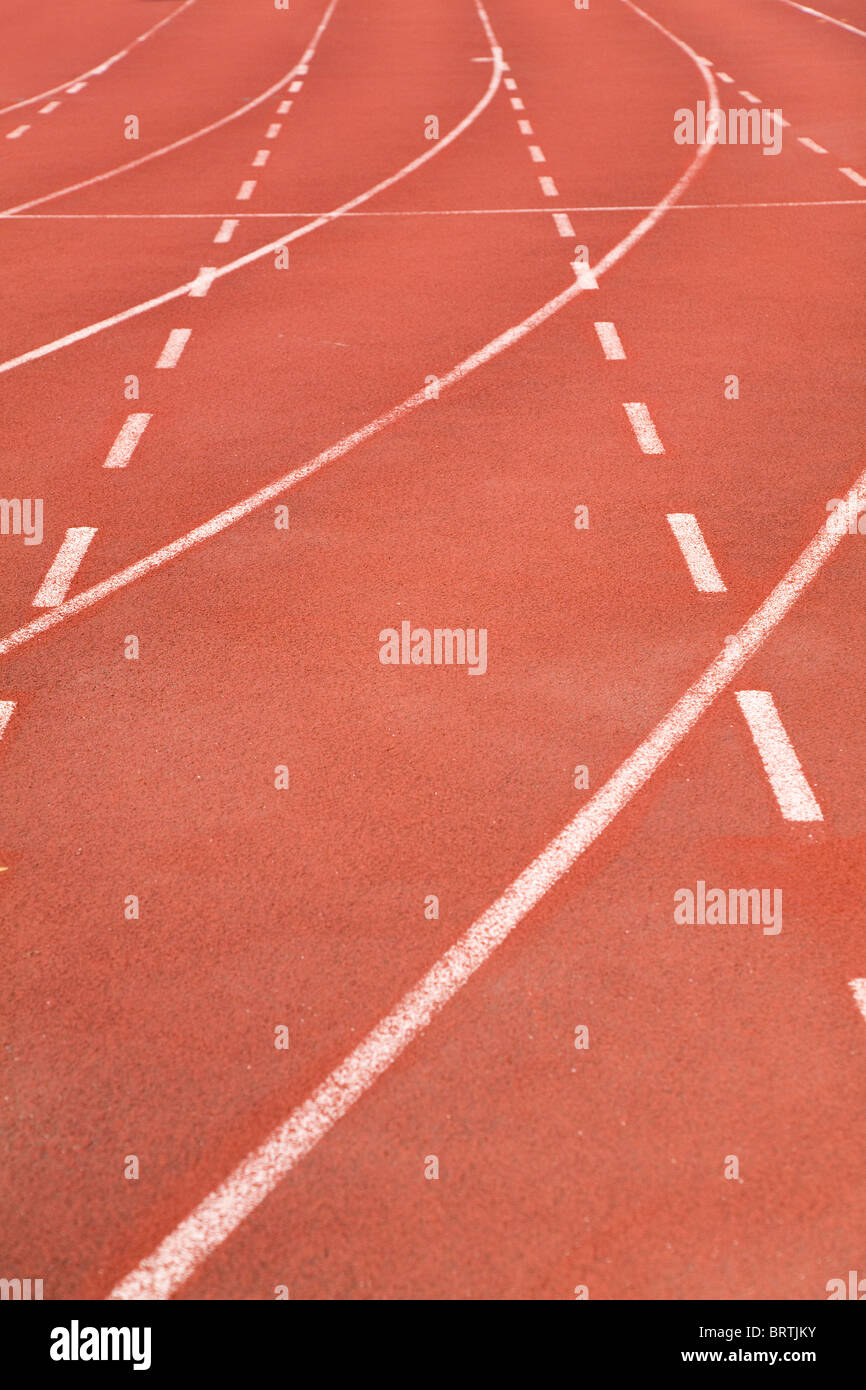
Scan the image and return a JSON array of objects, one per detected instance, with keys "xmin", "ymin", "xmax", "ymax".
[
  {"xmin": 236, "ymin": 179, "xmax": 257, "ymax": 200},
  {"xmin": 739, "ymin": 90, "xmax": 761, "ymax": 103},
  {"xmin": 539, "ymin": 175, "xmax": 559, "ymax": 196},
  {"xmin": 39, "ymin": 101, "xmax": 61, "ymax": 115},
  {"xmin": 839, "ymin": 166, "xmax": 866, "ymax": 186},
  {"xmin": 517, "ymin": 118, "xmax": 533, "ymax": 134},
  {"xmin": 593, "ymin": 321, "xmax": 626, "ymax": 359},
  {"xmin": 297, "ymin": 64, "xmax": 309, "ymax": 75},
  {"xmin": 265, "ymin": 123, "xmax": 282, "ymax": 139},
  {"xmin": 32, "ymin": 528, "xmax": 97, "ymax": 607},
  {"xmin": 510, "ymin": 96, "xmax": 525, "ymax": 110},
  {"xmin": 103, "ymin": 413, "xmax": 152, "ymax": 469},
  {"xmin": 108, "ymin": 427, "xmax": 866, "ymax": 1304},
  {"xmin": 773, "ymin": 0, "xmax": 866, "ymax": 38},
  {"xmin": 188, "ymin": 266, "xmax": 217, "ymax": 298},
  {"xmin": 213, "ymin": 218, "xmax": 238, "ymax": 244},
  {"xmin": 289, "ymin": 80, "xmax": 304, "ymax": 92},
  {"xmin": 0, "ymin": 0, "xmax": 339, "ymax": 219},
  {"xmin": 0, "ymin": 701, "xmax": 15, "ymax": 738},
  {"xmin": 735, "ymin": 690, "xmax": 823, "ymax": 820},
  {"xmin": 849, "ymin": 980, "xmax": 866, "ymax": 1022},
  {"xmin": 302, "ymin": 48, "xmax": 315, "ymax": 62},
  {"xmin": 666, "ymin": 514, "xmax": 726, "ymax": 592},
  {"xmin": 572, "ymin": 260, "xmax": 599, "ymax": 289},
  {"xmin": 798, "ymin": 135, "xmax": 828, "ymax": 153},
  {"xmin": 528, "ymin": 144, "xmax": 546, "ymax": 162},
  {"xmin": 716, "ymin": 71, "xmax": 734, "ymax": 83},
  {"xmin": 66, "ymin": 81, "xmax": 87, "ymax": 94},
  {"xmin": 504, "ymin": 76, "xmax": 517, "ymax": 89},
  {"xmin": 6, "ymin": 125, "xmax": 30, "ymax": 139},
  {"xmin": 277, "ymin": 100, "xmax": 292, "ymax": 114},
  {"xmin": 623, "ymin": 402, "xmax": 664, "ymax": 453},
  {"xmin": 155, "ymin": 328, "xmax": 192, "ymax": 369},
  {"xmin": 251, "ymin": 150, "xmax": 270, "ymax": 167},
  {"xmin": 0, "ymin": 0, "xmax": 197, "ymax": 117},
  {"xmin": 770, "ymin": 112, "xmax": 790, "ymax": 127},
  {"xmin": 552, "ymin": 211, "xmax": 575, "ymax": 237}
]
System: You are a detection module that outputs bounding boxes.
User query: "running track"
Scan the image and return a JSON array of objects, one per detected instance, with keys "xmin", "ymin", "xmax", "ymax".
[{"xmin": 1, "ymin": 0, "xmax": 865, "ymax": 1301}]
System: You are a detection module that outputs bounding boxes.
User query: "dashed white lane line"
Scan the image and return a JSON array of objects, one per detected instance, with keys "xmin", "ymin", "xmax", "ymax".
[
  {"xmin": 265, "ymin": 123, "xmax": 282, "ymax": 139},
  {"xmin": 289, "ymin": 80, "xmax": 304, "ymax": 93},
  {"xmin": 277, "ymin": 100, "xmax": 292, "ymax": 114},
  {"xmin": 623, "ymin": 402, "xmax": 664, "ymax": 453},
  {"xmin": 504, "ymin": 76, "xmax": 517, "ymax": 89},
  {"xmin": 770, "ymin": 112, "xmax": 790, "ymax": 127},
  {"xmin": 552, "ymin": 211, "xmax": 575, "ymax": 237},
  {"xmin": 103, "ymin": 413, "xmax": 152, "ymax": 470},
  {"xmin": 213, "ymin": 219, "xmax": 238, "ymax": 244},
  {"xmin": 297, "ymin": 65, "xmax": 309, "ymax": 75},
  {"xmin": 798, "ymin": 136, "xmax": 828, "ymax": 153},
  {"xmin": 593, "ymin": 321, "xmax": 626, "ymax": 359},
  {"xmin": 666, "ymin": 513, "xmax": 727, "ymax": 592},
  {"xmin": 716, "ymin": 71, "xmax": 734, "ymax": 83},
  {"xmin": 735, "ymin": 690, "xmax": 823, "ymax": 821},
  {"xmin": 188, "ymin": 266, "xmax": 218, "ymax": 298},
  {"xmin": 32, "ymin": 527, "xmax": 97, "ymax": 607},
  {"xmin": 6, "ymin": 125, "xmax": 30, "ymax": 139},
  {"xmin": 236, "ymin": 179, "xmax": 257, "ymax": 200},
  {"xmin": 510, "ymin": 96, "xmax": 525, "ymax": 110},
  {"xmin": 66, "ymin": 81, "xmax": 87, "ymax": 95},
  {"xmin": 773, "ymin": 0, "xmax": 866, "ymax": 39},
  {"xmin": 739, "ymin": 90, "xmax": 761, "ymax": 103},
  {"xmin": 39, "ymin": 101, "xmax": 61, "ymax": 115},
  {"xmin": 538, "ymin": 175, "xmax": 559, "ymax": 196},
  {"xmin": 155, "ymin": 328, "xmax": 192, "ymax": 369},
  {"xmin": 839, "ymin": 166, "xmax": 866, "ymax": 186},
  {"xmin": 849, "ymin": 980, "xmax": 866, "ymax": 1022},
  {"xmin": 0, "ymin": 702, "xmax": 15, "ymax": 739},
  {"xmin": 517, "ymin": 118, "xmax": 533, "ymax": 134},
  {"xmin": 252, "ymin": 150, "xmax": 270, "ymax": 167},
  {"xmin": 528, "ymin": 144, "xmax": 546, "ymax": 162}
]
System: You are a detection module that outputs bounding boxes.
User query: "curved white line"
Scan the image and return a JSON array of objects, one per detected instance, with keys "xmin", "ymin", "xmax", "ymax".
[
  {"xmin": 0, "ymin": 0, "xmax": 341, "ymax": 220},
  {"xmin": 773, "ymin": 0, "xmax": 866, "ymax": 39},
  {"xmin": 0, "ymin": 0, "xmax": 199, "ymax": 119}
]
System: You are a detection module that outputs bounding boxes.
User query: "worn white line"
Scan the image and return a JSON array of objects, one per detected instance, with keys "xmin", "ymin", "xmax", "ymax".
[
  {"xmin": 188, "ymin": 266, "xmax": 217, "ymax": 298},
  {"xmin": 0, "ymin": 701, "xmax": 15, "ymax": 738},
  {"xmin": 251, "ymin": 150, "xmax": 270, "ymax": 167},
  {"xmin": 6, "ymin": 125, "xmax": 30, "ymax": 139},
  {"xmin": 840, "ymin": 166, "xmax": 866, "ymax": 186},
  {"xmin": 798, "ymin": 135, "xmax": 828, "ymax": 153},
  {"xmin": 236, "ymin": 179, "xmax": 257, "ymax": 200},
  {"xmin": 155, "ymin": 328, "xmax": 191, "ymax": 369},
  {"xmin": 103, "ymin": 414, "xmax": 152, "ymax": 469},
  {"xmin": 849, "ymin": 979, "xmax": 866, "ymax": 1022},
  {"xmin": 538, "ymin": 175, "xmax": 559, "ymax": 196},
  {"xmin": 735, "ymin": 690, "xmax": 823, "ymax": 820},
  {"xmin": 38, "ymin": 101, "xmax": 61, "ymax": 115},
  {"xmin": 593, "ymin": 321, "xmax": 626, "ymax": 359},
  {"xmin": 277, "ymin": 100, "xmax": 292, "ymax": 114},
  {"xmin": 739, "ymin": 89, "xmax": 761, "ymax": 103},
  {"xmin": 32, "ymin": 528, "xmax": 97, "ymax": 607},
  {"xmin": 213, "ymin": 219, "xmax": 238, "ymax": 244},
  {"xmin": 517, "ymin": 118, "xmax": 533, "ymax": 135},
  {"xmin": 666, "ymin": 514, "xmax": 726, "ymax": 592},
  {"xmin": 773, "ymin": 0, "xmax": 866, "ymax": 38},
  {"xmin": 623, "ymin": 402, "xmax": 664, "ymax": 453},
  {"xmin": 528, "ymin": 144, "xmax": 546, "ymax": 163},
  {"xmin": 265, "ymin": 123, "xmax": 282, "ymax": 139},
  {"xmin": 552, "ymin": 211, "xmax": 575, "ymax": 237}
]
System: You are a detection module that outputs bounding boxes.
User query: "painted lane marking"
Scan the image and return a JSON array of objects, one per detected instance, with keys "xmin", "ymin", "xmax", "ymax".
[
  {"xmin": 103, "ymin": 413, "xmax": 152, "ymax": 469},
  {"xmin": 289, "ymin": 80, "xmax": 304, "ymax": 93},
  {"xmin": 528, "ymin": 144, "xmax": 546, "ymax": 162},
  {"xmin": 32, "ymin": 528, "xmax": 97, "ymax": 607},
  {"xmin": 798, "ymin": 136, "xmax": 828, "ymax": 153},
  {"xmin": 739, "ymin": 90, "xmax": 761, "ymax": 103},
  {"xmin": 66, "ymin": 82, "xmax": 87, "ymax": 94},
  {"xmin": 155, "ymin": 328, "xmax": 191, "ymax": 369},
  {"xmin": 773, "ymin": 0, "xmax": 866, "ymax": 38},
  {"xmin": 552, "ymin": 211, "xmax": 575, "ymax": 237},
  {"xmin": 251, "ymin": 150, "xmax": 270, "ymax": 167},
  {"xmin": 277, "ymin": 100, "xmax": 292, "ymax": 114},
  {"xmin": 716, "ymin": 71, "xmax": 734, "ymax": 83},
  {"xmin": 6, "ymin": 125, "xmax": 30, "ymax": 139},
  {"xmin": 666, "ymin": 514, "xmax": 726, "ymax": 592},
  {"xmin": 39, "ymin": 101, "xmax": 61, "ymax": 115},
  {"xmin": 517, "ymin": 118, "xmax": 533, "ymax": 134},
  {"xmin": 593, "ymin": 321, "xmax": 626, "ymax": 359},
  {"xmin": 0, "ymin": 702, "xmax": 15, "ymax": 739},
  {"xmin": 735, "ymin": 690, "xmax": 823, "ymax": 820},
  {"xmin": 510, "ymin": 96, "xmax": 525, "ymax": 110},
  {"xmin": 236, "ymin": 180, "xmax": 257, "ymax": 200},
  {"xmin": 839, "ymin": 166, "xmax": 866, "ymax": 186},
  {"xmin": 188, "ymin": 267, "xmax": 218, "ymax": 298},
  {"xmin": 849, "ymin": 980, "xmax": 866, "ymax": 1022},
  {"xmin": 623, "ymin": 402, "xmax": 664, "ymax": 453},
  {"xmin": 265, "ymin": 123, "xmax": 282, "ymax": 139},
  {"xmin": 213, "ymin": 219, "xmax": 238, "ymax": 244},
  {"xmin": 538, "ymin": 175, "xmax": 559, "ymax": 196}
]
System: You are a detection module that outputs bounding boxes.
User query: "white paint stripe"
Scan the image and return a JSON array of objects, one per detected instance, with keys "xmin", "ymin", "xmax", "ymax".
[
  {"xmin": 188, "ymin": 267, "xmax": 217, "ymax": 298},
  {"xmin": 0, "ymin": 0, "xmax": 197, "ymax": 117},
  {"xmin": 297, "ymin": 65, "xmax": 309, "ymax": 75},
  {"xmin": 517, "ymin": 119, "xmax": 533, "ymax": 134},
  {"xmin": 666, "ymin": 513, "xmax": 726, "ymax": 592},
  {"xmin": 289, "ymin": 80, "xmax": 303, "ymax": 93},
  {"xmin": 773, "ymin": 0, "xmax": 866, "ymax": 38},
  {"xmin": 265, "ymin": 123, "xmax": 282, "ymax": 139},
  {"xmin": 510, "ymin": 96, "xmax": 525, "ymax": 110},
  {"xmin": 236, "ymin": 179, "xmax": 257, "ymax": 200},
  {"xmin": 528, "ymin": 144, "xmax": 546, "ymax": 162},
  {"xmin": 623, "ymin": 402, "xmax": 664, "ymax": 453},
  {"xmin": 739, "ymin": 90, "xmax": 761, "ymax": 103},
  {"xmin": 32, "ymin": 528, "xmax": 97, "ymax": 607},
  {"xmin": 504, "ymin": 76, "xmax": 517, "ymax": 89},
  {"xmin": 573, "ymin": 261, "xmax": 599, "ymax": 289},
  {"xmin": 213, "ymin": 219, "xmax": 238, "ymax": 244},
  {"xmin": 155, "ymin": 328, "xmax": 191, "ymax": 369},
  {"xmin": 849, "ymin": 979, "xmax": 866, "ymax": 1022},
  {"xmin": 277, "ymin": 100, "xmax": 292, "ymax": 114},
  {"xmin": 552, "ymin": 211, "xmax": 575, "ymax": 237},
  {"xmin": 735, "ymin": 690, "xmax": 823, "ymax": 820},
  {"xmin": 839, "ymin": 166, "xmax": 866, "ymax": 186},
  {"xmin": 251, "ymin": 150, "xmax": 270, "ymax": 167},
  {"xmin": 108, "ymin": 405, "xmax": 866, "ymax": 1303},
  {"xmin": 770, "ymin": 112, "xmax": 790, "ymax": 126},
  {"xmin": 103, "ymin": 414, "xmax": 151, "ymax": 469},
  {"xmin": 0, "ymin": 701, "xmax": 15, "ymax": 738},
  {"xmin": 66, "ymin": 82, "xmax": 87, "ymax": 94},
  {"xmin": 539, "ymin": 175, "xmax": 559, "ymax": 196},
  {"xmin": 302, "ymin": 49, "xmax": 315, "ymax": 62},
  {"xmin": 38, "ymin": 101, "xmax": 61, "ymax": 114},
  {"xmin": 6, "ymin": 125, "xmax": 30, "ymax": 139},
  {"xmin": 716, "ymin": 71, "xmax": 734, "ymax": 82},
  {"xmin": 798, "ymin": 135, "xmax": 828, "ymax": 153},
  {"xmin": 593, "ymin": 321, "xmax": 626, "ymax": 359},
  {"xmin": 0, "ymin": 0, "xmax": 339, "ymax": 219}
]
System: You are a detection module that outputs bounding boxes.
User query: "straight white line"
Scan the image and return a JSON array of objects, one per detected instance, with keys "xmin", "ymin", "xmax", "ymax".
[
  {"xmin": 188, "ymin": 266, "xmax": 217, "ymax": 298},
  {"xmin": 517, "ymin": 119, "xmax": 533, "ymax": 134},
  {"xmin": 552, "ymin": 211, "xmax": 575, "ymax": 237},
  {"xmin": 103, "ymin": 413, "xmax": 152, "ymax": 469},
  {"xmin": 849, "ymin": 980, "xmax": 866, "ymax": 1022},
  {"xmin": 265, "ymin": 123, "xmax": 282, "ymax": 139},
  {"xmin": 528, "ymin": 144, "xmax": 546, "ymax": 162},
  {"xmin": 716, "ymin": 71, "xmax": 734, "ymax": 83},
  {"xmin": 38, "ymin": 101, "xmax": 61, "ymax": 115},
  {"xmin": 539, "ymin": 175, "xmax": 559, "ymax": 196},
  {"xmin": 840, "ymin": 166, "xmax": 866, "ymax": 186},
  {"xmin": 251, "ymin": 150, "xmax": 270, "ymax": 167},
  {"xmin": 623, "ymin": 402, "xmax": 664, "ymax": 453},
  {"xmin": 735, "ymin": 690, "xmax": 823, "ymax": 820},
  {"xmin": 666, "ymin": 513, "xmax": 726, "ymax": 592},
  {"xmin": 773, "ymin": 0, "xmax": 866, "ymax": 38},
  {"xmin": 0, "ymin": 701, "xmax": 15, "ymax": 738},
  {"xmin": 32, "ymin": 528, "xmax": 97, "ymax": 607},
  {"xmin": 236, "ymin": 179, "xmax": 257, "ymax": 200},
  {"xmin": 510, "ymin": 96, "xmax": 525, "ymax": 109},
  {"xmin": 289, "ymin": 80, "xmax": 304, "ymax": 92},
  {"xmin": 277, "ymin": 100, "xmax": 292, "ymax": 115},
  {"xmin": 213, "ymin": 219, "xmax": 238, "ymax": 244},
  {"xmin": 798, "ymin": 135, "xmax": 828, "ymax": 153},
  {"xmin": 302, "ymin": 48, "xmax": 315, "ymax": 62},
  {"xmin": 6, "ymin": 125, "xmax": 30, "ymax": 139},
  {"xmin": 593, "ymin": 321, "xmax": 626, "ymax": 359},
  {"xmin": 739, "ymin": 89, "xmax": 761, "ymax": 103},
  {"xmin": 66, "ymin": 81, "xmax": 87, "ymax": 94},
  {"xmin": 155, "ymin": 328, "xmax": 192, "ymax": 369}
]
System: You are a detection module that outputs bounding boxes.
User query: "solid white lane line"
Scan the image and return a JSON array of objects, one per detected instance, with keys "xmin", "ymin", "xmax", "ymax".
[
  {"xmin": 528, "ymin": 144, "xmax": 546, "ymax": 162},
  {"xmin": 716, "ymin": 71, "xmax": 734, "ymax": 82},
  {"xmin": 773, "ymin": 0, "xmax": 866, "ymax": 38},
  {"xmin": 103, "ymin": 413, "xmax": 152, "ymax": 469},
  {"xmin": 32, "ymin": 528, "xmax": 97, "ymax": 607},
  {"xmin": 849, "ymin": 980, "xmax": 866, "ymax": 1022},
  {"xmin": 552, "ymin": 211, "xmax": 575, "ymax": 236},
  {"xmin": 277, "ymin": 100, "xmax": 292, "ymax": 114},
  {"xmin": 39, "ymin": 101, "xmax": 61, "ymax": 114},
  {"xmin": 265, "ymin": 123, "xmax": 282, "ymax": 139},
  {"xmin": 666, "ymin": 513, "xmax": 726, "ymax": 592},
  {"xmin": 593, "ymin": 321, "xmax": 626, "ymax": 359},
  {"xmin": 213, "ymin": 219, "xmax": 238, "ymax": 244},
  {"xmin": 798, "ymin": 136, "xmax": 828, "ymax": 153},
  {"xmin": 251, "ymin": 150, "xmax": 270, "ymax": 167},
  {"xmin": 839, "ymin": 166, "xmax": 866, "ymax": 186},
  {"xmin": 302, "ymin": 48, "xmax": 315, "ymax": 62},
  {"xmin": 623, "ymin": 402, "xmax": 664, "ymax": 453},
  {"xmin": 0, "ymin": 702, "xmax": 15, "ymax": 738},
  {"xmin": 236, "ymin": 179, "xmax": 257, "ymax": 200},
  {"xmin": 539, "ymin": 175, "xmax": 559, "ymax": 196},
  {"xmin": 517, "ymin": 118, "xmax": 533, "ymax": 134},
  {"xmin": 109, "ymin": 437, "xmax": 866, "ymax": 1303},
  {"xmin": 155, "ymin": 328, "xmax": 191, "ymax": 369},
  {"xmin": 739, "ymin": 89, "xmax": 761, "ymax": 103},
  {"xmin": 6, "ymin": 125, "xmax": 30, "ymax": 139},
  {"xmin": 510, "ymin": 96, "xmax": 525, "ymax": 109},
  {"xmin": 735, "ymin": 690, "xmax": 823, "ymax": 820},
  {"xmin": 188, "ymin": 267, "xmax": 217, "ymax": 298}
]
